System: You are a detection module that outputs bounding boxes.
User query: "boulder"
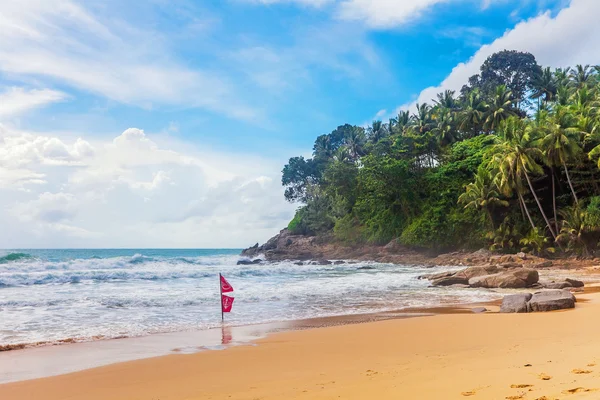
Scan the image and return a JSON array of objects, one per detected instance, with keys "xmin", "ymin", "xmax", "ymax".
[
  {"xmin": 333, "ymin": 260, "xmax": 346, "ymax": 265},
  {"xmin": 431, "ymin": 276, "xmax": 469, "ymax": 286},
  {"xmin": 469, "ymin": 269, "xmax": 538, "ymax": 289},
  {"xmin": 422, "ymin": 271, "xmax": 454, "ymax": 280},
  {"xmin": 316, "ymin": 259, "xmax": 332, "ymax": 265},
  {"xmin": 500, "ymin": 293, "xmax": 533, "ymax": 313},
  {"xmin": 527, "ymin": 290, "xmax": 576, "ymax": 312},
  {"xmin": 516, "ymin": 252, "xmax": 527, "ymax": 259},
  {"xmin": 357, "ymin": 266, "xmax": 375, "ymax": 270},
  {"xmin": 542, "ymin": 281, "xmax": 572, "ymax": 290},
  {"xmin": 566, "ymin": 278, "xmax": 585, "ymax": 288},
  {"xmin": 454, "ymin": 265, "xmax": 499, "ymax": 280},
  {"xmin": 237, "ymin": 259, "xmax": 254, "ymax": 265}
]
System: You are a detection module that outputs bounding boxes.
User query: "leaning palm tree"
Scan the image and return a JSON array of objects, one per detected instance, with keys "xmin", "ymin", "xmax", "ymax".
[
  {"xmin": 490, "ymin": 117, "xmax": 557, "ymax": 239},
  {"xmin": 484, "ymin": 85, "xmax": 517, "ymax": 132},
  {"xmin": 459, "ymin": 167, "xmax": 508, "ymax": 230}
]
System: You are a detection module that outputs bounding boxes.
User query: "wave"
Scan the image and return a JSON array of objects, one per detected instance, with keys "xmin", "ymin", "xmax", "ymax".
[{"xmin": 0, "ymin": 253, "xmax": 33, "ymax": 264}]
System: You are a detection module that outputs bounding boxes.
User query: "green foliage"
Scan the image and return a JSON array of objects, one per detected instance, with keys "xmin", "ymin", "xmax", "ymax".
[{"xmin": 279, "ymin": 51, "xmax": 600, "ymax": 253}]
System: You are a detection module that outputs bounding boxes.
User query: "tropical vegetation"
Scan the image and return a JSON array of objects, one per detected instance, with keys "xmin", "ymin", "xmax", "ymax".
[{"xmin": 281, "ymin": 50, "xmax": 600, "ymax": 255}]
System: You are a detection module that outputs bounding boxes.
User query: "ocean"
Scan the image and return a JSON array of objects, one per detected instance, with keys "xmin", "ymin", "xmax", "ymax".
[{"xmin": 0, "ymin": 249, "xmax": 501, "ymax": 348}]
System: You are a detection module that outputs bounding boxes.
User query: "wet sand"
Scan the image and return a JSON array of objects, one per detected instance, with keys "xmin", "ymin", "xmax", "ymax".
[{"xmin": 3, "ymin": 292, "xmax": 600, "ymax": 399}]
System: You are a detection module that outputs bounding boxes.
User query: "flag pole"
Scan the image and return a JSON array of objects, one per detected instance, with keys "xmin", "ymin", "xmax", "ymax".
[{"xmin": 219, "ymin": 273, "xmax": 224, "ymax": 322}]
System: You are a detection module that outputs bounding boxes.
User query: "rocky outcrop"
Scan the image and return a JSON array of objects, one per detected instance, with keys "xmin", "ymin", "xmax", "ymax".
[
  {"xmin": 500, "ymin": 293, "xmax": 533, "ymax": 313},
  {"xmin": 500, "ymin": 290, "xmax": 576, "ymax": 313},
  {"xmin": 527, "ymin": 290, "xmax": 576, "ymax": 312},
  {"xmin": 468, "ymin": 269, "xmax": 539, "ymax": 289},
  {"xmin": 431, "ymin": 276, "xmax": 469, "ymax": 286}
]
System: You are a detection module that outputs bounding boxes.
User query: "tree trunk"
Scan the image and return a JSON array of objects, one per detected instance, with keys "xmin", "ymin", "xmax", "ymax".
[
  {"xmin": 552, "ymin": 168, "xmax": 558, "ymax": 234},
  {"xmin": 523, "ymin": 169, "xmax": 557, "ymax": 240},
  {"xmin": 519, "ymin": 192, "xmax": 536, "ymax": 231},
  {"xmin": 486, "ymin": 208, "xmax": 495, "ymax": 231},
  {"xmin": 562, "ymin": 160, "xmax": 579, "ymax": 205}
]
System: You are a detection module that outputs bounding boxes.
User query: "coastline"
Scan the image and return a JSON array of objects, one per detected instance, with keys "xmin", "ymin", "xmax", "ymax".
[{"xmin": 3, "ymin": 290, "xmax": 600, "ymax": 400}]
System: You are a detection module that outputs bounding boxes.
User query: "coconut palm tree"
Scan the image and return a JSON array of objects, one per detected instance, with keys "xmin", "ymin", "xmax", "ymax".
[
  {"xmin": 367, "ymin": 120, "xmax": 387, "ymax": 143},
  {"xmin": 411, "ymin": 103, "xmax": 433, "ymax": 134},
  {"xmin": 531, "ymin": 67, "xmax": 557, "ymax": 106},
  {"xmin": 490, "ymin": 117, "xmax": 557, "ymax": 239},
  {"xmin": 343, "ymin": 126, "xmax": 366, "ymax": 160},
  {"xmin": 484, "ymin": 85, "xmax": 517, "ymax": 132},
  {"xmin": 391, "ymin": 110, "xmax": 410, "ymax": 136},
  {"xmin": 459, "ymin": 167, "xmax": 508, "ymax": 230},
  {"xmin": 570, "ymin": 64, "xmax": 595, "ymax": 89},
  {"xmin": 541, "ymin": 105, "xmax": 582, "ymax": 205},
  {"xmin": 459, "ymin": 89, "xmax": 488, "ymax": 136},
  {"xmin": 434, "ymin": 90, "xmax": 458, "ymax": 110}
]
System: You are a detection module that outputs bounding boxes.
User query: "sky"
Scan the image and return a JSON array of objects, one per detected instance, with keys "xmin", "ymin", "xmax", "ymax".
[{"xmin": 1, "ymin": 0, "xmax": 599, "ymax": 248}]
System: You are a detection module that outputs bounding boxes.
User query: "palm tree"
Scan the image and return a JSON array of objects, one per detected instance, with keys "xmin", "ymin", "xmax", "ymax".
[
  {"xmin": 484, "ymin": 85, "xmax": 517, "ymax": 131},
  {"xmin": 367, "ymin": 120, "xmax": 387, "ymax": 143},
  {"xmin": 343, "ymin": 126, "xmax": 366, "ymax": 160},
  {"xmin": 391, "ymin": 110, "xmax": 410, "ymax": 136},
  {"xmin": 531, "ymin": 67, "xmax": 557, "ymax": 106},
  {"xmin": 434, "ymin": 90, "xmax": 457, "ymax": 110},
  {"xmin": 459, "ymin": 89, "xmax": 488, "ymax": 136},
  {"xmin": 570, "ymin": 64, "xmax": 595, "ymax": 89},
  {"xmin": 459, "ymin": 167, "xmax": 508, "ymax": 230},
  {"xmin": 491, "ymin": 117, "xmax": 557, "ymax": 239},
  {"xmin": 412, "ymin": 103, "xmax": 433, "ymax": 134},
  {"xmin": 432, "ymin": 108, "xmax": 457, "ymax": 146}
]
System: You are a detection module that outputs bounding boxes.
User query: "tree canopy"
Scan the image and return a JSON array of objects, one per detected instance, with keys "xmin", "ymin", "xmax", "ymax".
[{"xmin": 281, "ymin": 50, "xmax": 600, "ymax": 255}]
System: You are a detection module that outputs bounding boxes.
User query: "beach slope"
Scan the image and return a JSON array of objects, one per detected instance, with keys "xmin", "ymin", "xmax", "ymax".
[{"xmin": 3, "ymin": 294, "xmax": 600, "ymax": 400}]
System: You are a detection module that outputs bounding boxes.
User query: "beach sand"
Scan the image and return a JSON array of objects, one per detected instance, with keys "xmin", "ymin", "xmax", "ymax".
[{"xmin": 3, "ymin": 293, "xmax": 600, "ymax": 400}]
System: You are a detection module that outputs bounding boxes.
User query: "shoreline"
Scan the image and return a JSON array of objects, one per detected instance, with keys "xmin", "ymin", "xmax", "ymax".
[
  {"xmin": 0, "ymin": 296, "xmax": 502, "ymax": 384},
  {"xmin": 3, "ymin": 291, "xmax": 600, "ymax": 399}
]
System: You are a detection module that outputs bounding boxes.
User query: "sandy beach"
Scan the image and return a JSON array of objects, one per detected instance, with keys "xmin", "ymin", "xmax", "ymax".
[{"xmin": 1, "ymin": 291, "xmax": 600, "ymax": 400}]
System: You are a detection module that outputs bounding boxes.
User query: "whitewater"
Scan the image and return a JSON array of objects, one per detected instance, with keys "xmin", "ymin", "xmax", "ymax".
[{"xmin": 0, "ymin": 249, "xmax": 501, "ymax": 348}]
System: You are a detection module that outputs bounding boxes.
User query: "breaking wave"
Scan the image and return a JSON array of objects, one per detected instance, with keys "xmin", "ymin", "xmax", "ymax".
[{"xmin": 0, "ymin": 253, "xmax": 33, "ymax": 264}]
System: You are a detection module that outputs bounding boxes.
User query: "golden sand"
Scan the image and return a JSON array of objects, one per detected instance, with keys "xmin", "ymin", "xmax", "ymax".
[{"xmin": 3, "ymin": 293, "xmax": 600, "ymax": 400}]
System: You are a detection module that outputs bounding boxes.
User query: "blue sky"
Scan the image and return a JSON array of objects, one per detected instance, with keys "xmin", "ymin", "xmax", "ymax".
[{"xmin": 0, "ymin": 0, "xmax": 597, "ymax": 248}]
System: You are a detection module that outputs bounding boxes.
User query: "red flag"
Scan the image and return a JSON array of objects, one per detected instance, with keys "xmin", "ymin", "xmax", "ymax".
[
  {"xmin": 221, "ymin": 294, "xmax": 234, "ymax": 313},
  {"xmin": 220, "ymin": 274, "xmax": 233, "ymax": 293}
]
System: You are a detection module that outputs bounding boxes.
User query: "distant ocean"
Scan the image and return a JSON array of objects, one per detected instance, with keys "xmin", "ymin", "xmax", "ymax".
[{"xmin": 0, "ymin": 249, "xmax": 500, "ymax": 348}]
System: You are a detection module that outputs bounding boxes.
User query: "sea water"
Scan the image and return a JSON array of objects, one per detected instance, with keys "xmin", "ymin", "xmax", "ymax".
[{"xmin": 0, "ymin": 249, "xmax": 500, "ymax": 348}]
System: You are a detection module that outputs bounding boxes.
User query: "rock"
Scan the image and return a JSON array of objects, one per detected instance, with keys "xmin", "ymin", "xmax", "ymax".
[
  {"xmin": 516, "ymin": 252, "xmax": 527, "ymax": 259},
  {"xmin": 294, "ymin": 262, "xmax": 304, "ymax": 266},
  {"xmin": 500, "ymin": 262, "xmax": 524, "ymax": 269},
  {"xmin": 422, "ymin": 271, "xmax": 455, "ymax": 280},
  {"xmin": 316, "ymin": 259, "xmax": 332, "ymax": 265},
  {"xmin": 500, "ymin": 293, "xmax": 533, "ymax": 313},
  {"xmin": 469, "ymin": 269, "xmax": 539, "ymax": 289},
  {"xmin": 333, "ymin": 260, "xmax": 346, "ymax": 265},
  {"xmin": 454, "ymin": 265, "xmax": 499, "ymax": 280},
  {"xmin": 532, "ymin": 260, "xmax": 553, "ymax": 269},
  {"xmin": 542, "ymin": 281, "xmax": 572, "ymax": 290},
  {"xmin": 252, "ymin": 259, "xmax": 263, "ymax": 264},
  {"xmin": 357, "ymin": 266, "xmax": 375, "ymax": 270},
  {"xmin": 237, "ymin": 259, "xmax": 254, "ymax": 265},
  {"xmin": 431, "ymin": 276, "xmax": 469, "ymax": 286},
  {"xmin": 471, "ymin": 307, "xmax": 488, "ymax": 313},
  {"xmin": 566, "ymin": 278, "xmax": 585, "ymax": 288},
  {"xmin": 528, "ymin": 290, "xmax": 576, "ymax": 312}
]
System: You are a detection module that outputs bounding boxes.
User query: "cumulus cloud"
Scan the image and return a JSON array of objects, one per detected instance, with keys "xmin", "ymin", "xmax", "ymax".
[
  {"xmin": 336, "ymin": 0, "xmax": 451, "ymax": 28},
  {"xmin": 399, "ymin": 0, "xmax": 600, "ymax": 111},
  {"xmin": 0, "ymin": 125, "xmax": 296, "ymax": 247}
]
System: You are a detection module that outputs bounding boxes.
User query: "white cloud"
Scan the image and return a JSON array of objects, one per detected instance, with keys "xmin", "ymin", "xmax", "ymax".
[
  {"xmin": 336, "ymin": 0, "xmax": 451, "ymax": 28},
  {"xmin": 247, "ymin": 0, "xmax": 333, "ymax": 5},
  {"xmin": 0, "ymin": 125, "xmax": 296, "ymax": 248},
  {"xmin": 0, "ymin": 87, "xmax": 67, "ymax": 118},
  {"xmin": 398, "ymin": 0, "xmax": 600, "ymax": 111},
  {"xmin": 0, "ymin": 0, "xmax": 259, "ymax": 121}
]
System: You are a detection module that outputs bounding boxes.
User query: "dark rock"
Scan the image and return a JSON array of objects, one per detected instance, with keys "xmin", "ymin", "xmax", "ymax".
[
  {"xmin": 471, "ymin": 307, "xmax": 488, "ymax": 313},
  {"xmin": 316, "ymin": 259, "xmax": 332, "ymax": 265},
  {"xmin": 542, "ymin": 281, "xmax": 572, "ymax": 290},
  {"xmin": 500, "ymin": 293, "xmax": 533, "ymax": 313},
  {"xmin": 237, "ymin": 259, "xmax": 254, "ymax": 265},
  {"xmin": 357, "ymin": 266, "xmax": 375, "ymax": 270},
  {"xmin": 252, "ymin": 259, "xmax": 263, "ymax": 264},
  {"xmin": 431, "ymin": 276, "xmax": 469, "ymax": 286},
  {"xmin": 566, "ymin": 278, "xmax": 585, "ymax": 288},
  {"xmin": 294, "ymin": 261, "xmax": 304, "ymax": 266},
  {"xmin": 527, "ymin": 290, "xmax": 576, "ymax": 312},
  {"xmin": 333, "ymin": 260, "xmax": 346, "ymax": 265}
]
